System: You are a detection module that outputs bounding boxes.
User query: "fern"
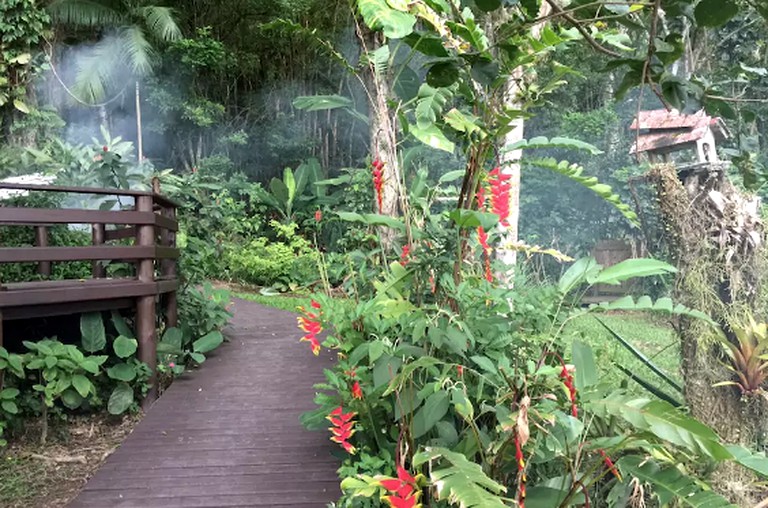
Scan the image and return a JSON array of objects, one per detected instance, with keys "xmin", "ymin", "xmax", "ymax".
[
  {"xmin": 413, "ymin": 447, "xmax": 508, "ymax": 508},
  {"xmin": 619, "ymin": 455, "xmax": 738, "ymax": 507},
  {"xmin": 587, "ymin": 295, "xmax": 718, "ymax": 326},
  {"xmin": 506, "ymin": 136, "xmax": 603, "ymax": 155},
  {"xmin": 523, "ymin": 157, "xmax": 638, "ymax": 225}
]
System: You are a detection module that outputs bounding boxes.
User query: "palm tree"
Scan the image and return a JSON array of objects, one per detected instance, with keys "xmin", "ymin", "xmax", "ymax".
[{"xmin": 47, "ymin": 0, "xmax": 181, "ymax": 104}]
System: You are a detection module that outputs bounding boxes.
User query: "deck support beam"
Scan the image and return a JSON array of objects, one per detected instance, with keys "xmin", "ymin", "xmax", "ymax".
[
  {"xmin": 34, "ymin": 226, "xmax": 51, "ymax": 277},
  {"xmin": 136, "ymin": 195, "xmax": 157, "ymax": 406}
]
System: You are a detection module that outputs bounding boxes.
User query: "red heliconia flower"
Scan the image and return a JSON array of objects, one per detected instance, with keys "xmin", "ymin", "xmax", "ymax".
[
  {"xmin": 311, "ymin": 299, "xmax": 321, "ymax": 310},
  {"xmin": 380, "ymin": 465, "xmax": 421, "ymax": 508},
  {"xmin": 351, "ymin": 380, "xmax": 363, "ymax": 400},
  {"xmin": 598, "ymin": 449, "xmax": 622, "ymax": 481},
  {"xmin": 372, "ymin": 158, "xmax": 385, "ymax": 212},
  {"xmin": 515, "ymin": 434, "xmax": 527, "ymax": 508},
  {"xmin": 560, "ymin": 364, "xmax": 578, "ymax": 417},
  {"xmin": 477, "ymin": 227, "xmax": 493, "ymax": 282},
  {"xmin": 327, "ymin": 406, "xmax": 357, "ymax": 454},
  {"xmin": 400, "ymin": 244, "xmax": 411, "ymax": 266},
  {"xmin": 488, "ymin": 166, "xmax": 511, "ymax": 226},
  {"xmin": 315, "ymin": 209, "xmax": 323, "ymax": 222},
  {"xmin": 297, "ymin": 303, "xmax": 323, "ymax": 356}
]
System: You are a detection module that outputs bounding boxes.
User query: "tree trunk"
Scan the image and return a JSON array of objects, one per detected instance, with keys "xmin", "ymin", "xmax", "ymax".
[
  {"xmin": 360, "ymin": 25, "xmax": 402, "ymax": 249},
  {"xmin": 491, "ymin": 4, "xmax": 550, "ymax": 283},
  {"xmin": 649, "ymin": 163, "xmax": 768, "ymax": 505}
]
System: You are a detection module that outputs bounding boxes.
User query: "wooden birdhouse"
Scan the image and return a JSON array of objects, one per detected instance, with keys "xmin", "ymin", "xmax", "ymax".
[{"xmin": 630, "ymin": 109, "xmax": 730, "ymax": 166}]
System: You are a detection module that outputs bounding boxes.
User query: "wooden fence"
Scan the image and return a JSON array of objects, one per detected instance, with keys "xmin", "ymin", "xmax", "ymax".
[{"xmin": 0, "ymin": 183, "xmax": 179, "ymax": 402}]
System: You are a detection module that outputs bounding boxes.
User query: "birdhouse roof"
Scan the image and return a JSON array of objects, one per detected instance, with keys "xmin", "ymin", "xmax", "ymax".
[{"xmin": 629, "ymin": 109, "xmax": 730, "ymax": 154}]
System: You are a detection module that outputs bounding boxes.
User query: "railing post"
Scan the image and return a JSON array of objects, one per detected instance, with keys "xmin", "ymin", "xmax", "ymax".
[
  {"xmin": 91, "ymin": 224, "xmax": 106, "ymax": 278},
  {"xmin": 136, "ymin": 195, "xmax": 157, "ymax": 405},
  {"xmin": 34, "ymin": 226, "xmax": 51, "ymax": 277}
]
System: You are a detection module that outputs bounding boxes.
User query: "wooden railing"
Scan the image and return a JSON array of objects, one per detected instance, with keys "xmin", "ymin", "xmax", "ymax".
[{"xmin": 0, "ymin": 183, "xmax": 180, "ymax": 402}]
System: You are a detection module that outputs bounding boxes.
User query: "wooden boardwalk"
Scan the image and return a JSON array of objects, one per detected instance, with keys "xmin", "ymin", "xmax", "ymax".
[{"xmin": 70, "ymin": 299, "xmax": 340, "ymax": 507}]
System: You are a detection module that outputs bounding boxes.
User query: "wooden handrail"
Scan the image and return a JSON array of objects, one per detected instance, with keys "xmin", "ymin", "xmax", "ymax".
[
  {"xmin": 0, "ymin": 208, "xmax": 178, "ymax": 231},
  {"xmin": 0, "ymin": 184, "xmax": 180, "ymax": 405},
  {"xmin": 0, "ymin": 182, "xmax": 179, "ymax": 208}
]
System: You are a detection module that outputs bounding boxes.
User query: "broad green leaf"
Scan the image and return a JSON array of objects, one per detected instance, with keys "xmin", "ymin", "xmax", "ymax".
[
  {"xmin": 619, "ymin": 455, "xmax": 737, "ymax": 507},
  {"xmin": 107, "ymin": 363, "xmax": 137, "ymax": 382},
  {"xmin": 525, "ymin": 486, "xmax": 570, "ymax": 508},
  {"xmin": 193, "ymin": 331, "xmax": 224, "ymax": 354},
  {"xmin": 589, "ymin": 394, "xmax": 731, "ymax": 460},
  {"xmin": 357, "ymin": 0, "xmax": 416, "ymax": 38},
  {"xmin": 108, "ymin": 383, "xmax": 134, "ymax": 415},
  {"xmin": 336, "ymin": 212, "xmax": 407, "ymax": 232},
  {"xmin": 0, "ymin": 388, "xmax": 19, "ymax": 400},
  {"xmin": 113, "ymin": 336, "xmax": 138, "ymax": 359},
  {"xmin": 189, "ymin": 352, "xmax": 206, "ymax": 364},
  {"xmin": 410, "ymin": 123, "xmax": 455, "ymax": 153},
  {"xmin": 60, "ymin": 389, "xmax": 84, "ymax": 410},
  {"xmin": 413, "ymin": 447, "xmax": 507, "ymax": 507},
  {"xmin": 161, "ymin": 327, "xmax": 184, "ymax": 349},
  {"xmin": 13, "ymin": 100, "xmax": 29, "ymax": 114},
  {"xmin": 72, "ymin": 374, "xmax": 92, "ymax": 398},
  {"xmin": 571, "ymin": 340, "xmax": 598, "ymax": 390},
  {"xmin": 79, "ymin": 358, "xmax": 101, "ymax": 374},
  {"xmin": 725, "ymin": 444, "xmax": 768, "ymax": 478},
  {"xmin": 412, "ymin": 390, "xmax": 450, "ymax": 438},
  {"xmin": 1, "ymin": 400, "xmax": 18, "ymax": 414},
  {"xmin": 470, "ymin": 355, "xmax": 496, "ymax": 374},
  {"xmin": 284, "ymin": 167, "xmax": 296, "ymax": 203},
  {"xmin": 444, "ymin": 109, "xmax": 482, "ymax": 136},
  {"xmin": 694, "ymin": 0, "xmax": 739, "ymax": 27},
  {"xmin": 427, "ymin": 61, "xmax": 460, "ymax": 88},
  {"xmin": 558, "ymin": 257, "xmax": 601, "ymax": 294},
  {"xmin": 475, "ymin": 0, "xmax": 501, "ymax": 12},
  {"xmin": 111, "ymin": 311, "xmax": 134, "ymax": 339},
  {"xmin": 80, "ymin": 313, "xmax": 106, "ymax": 352},
  {"xmin": 592, "ymin": 258, "xmax": 676, "ymax": 286},
  {"xmin": 448, "ymin": 209, "xmax": 498, "ymax": 230}
]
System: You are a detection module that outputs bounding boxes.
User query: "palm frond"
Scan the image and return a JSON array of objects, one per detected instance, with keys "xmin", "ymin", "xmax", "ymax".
[
  {"xmin": 48, "ymin": 0, "xmax": 124, "ymax": 27},
  {"xmin": 139, "ymin": 6, "xmax": 182, "ymax": 42},
  {"xmin": 119, "ymin": 26, "xmax": 154, "ymax": 75},
  {"xmin": 71, "ymin": 38, "xmax": 121, "ymax": 104}
]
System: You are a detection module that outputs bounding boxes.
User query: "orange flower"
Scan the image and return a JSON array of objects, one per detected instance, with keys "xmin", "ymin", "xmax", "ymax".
[
  {"xmin": 327, "ymin": 406, "xmax": 357, "ymax": 454},
  {"xmin": 297, "ymin": 303, "xmax": 323, "ymax": 356},
  {"xmin": 379, "ymin": 465, "xmax": 421, "ymax": 508},
  {"xmin": 351, "ymin": 380, "xmax": 363, "ymax": 399}
]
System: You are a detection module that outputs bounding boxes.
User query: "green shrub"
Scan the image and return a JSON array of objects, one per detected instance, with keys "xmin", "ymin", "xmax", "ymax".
[{"xmin": 226, "ymin": 221, "xmax": 319, "ymax": 289}]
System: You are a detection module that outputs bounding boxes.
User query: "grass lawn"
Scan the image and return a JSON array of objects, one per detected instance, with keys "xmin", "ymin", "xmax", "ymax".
[
  {"xmin": 564, "ymin": 312, "xmax": 681, "ymax": 395},
  {"xmin": 234, "ymin": 292, "xmax": 313, "ymax": 312}
]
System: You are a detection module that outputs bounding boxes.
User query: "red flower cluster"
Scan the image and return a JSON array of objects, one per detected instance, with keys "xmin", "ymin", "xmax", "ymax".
[
  {"xmin": 400, "ymin": 245, "xmax": 411, "ymax": 266},
  {"xmin": 560, "ymin": 363, "xmax": 578, "ymax": 417},
  {"xmin": 379, "ymin": 465, "xmax": 421, "ymax": 508},
  {"xmin": 475, "ymin": 185, "xmax": 494, "ymax": 282},
  {"xmin": 515, "ymin": 434, "xmax": 527, "ymax": 508},
  {"xmin": 327, "ymin": 406, "xmax": 357, "ymax": 454},
  {"xmin": 488, "ymin": 166, "xmax": 511, "ymax": 226},
  {"xmin": 477, "ymin": 227, "xmax": 493, "ymax": 282},
  {"xmin": 297, "ymin": 300, "xmax": 323, "ymax": 356},
  {"xmin": 351, "ymin": 380, "xmax": 363, "ymax": 399},
  {"xmin": 315, "ymin": 209, "xmax": 323, "ymax": 222},
  {"xmin": 372, "ymin": 159, "xmax": 385, "ymax": 212},
  {"xmin": 598, "ymin": 449, "xmax": 622, "ymax": 481}
]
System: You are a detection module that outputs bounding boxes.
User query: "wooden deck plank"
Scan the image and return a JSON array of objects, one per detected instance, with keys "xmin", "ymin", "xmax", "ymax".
[{"xmin": 69, "ymin": 299, "xmax": 340, "ymax": 507}]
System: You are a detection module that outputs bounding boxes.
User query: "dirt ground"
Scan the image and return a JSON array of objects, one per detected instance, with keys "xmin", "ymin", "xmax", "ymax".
[{"xmin": 0, "ymin": 413, "xmax": 141, "ymax": 508}]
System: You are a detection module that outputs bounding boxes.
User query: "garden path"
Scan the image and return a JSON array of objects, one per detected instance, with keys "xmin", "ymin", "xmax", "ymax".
[{"xmin": 69, "ymin": 298, "xmax": 341, "ymax": 507}]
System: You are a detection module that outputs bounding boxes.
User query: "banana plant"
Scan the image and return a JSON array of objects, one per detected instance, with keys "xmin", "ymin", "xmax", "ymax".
[{"xmin": 253, "ymin": 158, "xmax": 328, "ymax": 222}]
